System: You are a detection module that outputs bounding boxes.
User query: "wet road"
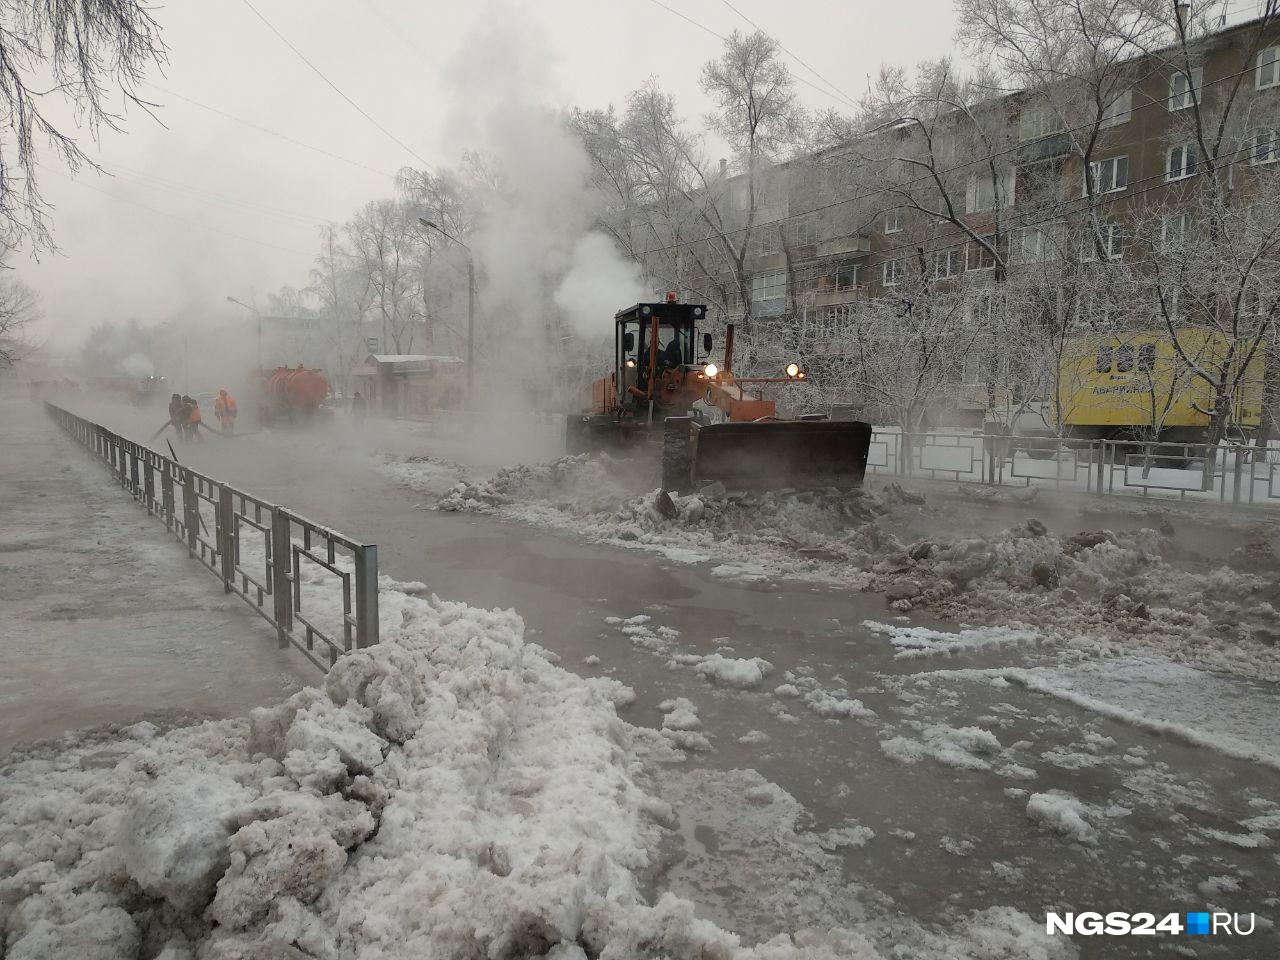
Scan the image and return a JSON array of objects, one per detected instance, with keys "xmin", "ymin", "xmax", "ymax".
[{"xmin": 80, "ymin": 403, "xmax": 1280, "ymax": 957}]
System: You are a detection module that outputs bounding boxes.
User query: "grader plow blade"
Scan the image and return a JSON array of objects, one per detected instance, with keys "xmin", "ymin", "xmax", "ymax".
[{"xmin": 662, "ymin": 417, "xmax": 872, "ymax": 493}]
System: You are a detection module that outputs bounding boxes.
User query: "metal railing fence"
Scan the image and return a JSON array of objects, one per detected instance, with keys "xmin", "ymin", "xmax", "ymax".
[
  {"xmin": 867, "ymin": 428, "xmax": 1280, "ymax": 507},
  {"xmin": 45, "ymin": 402, "xmax": 379, "ymax": 671}
]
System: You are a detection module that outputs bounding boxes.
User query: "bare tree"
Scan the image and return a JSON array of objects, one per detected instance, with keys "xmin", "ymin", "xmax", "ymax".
[
  {"xmin": 0, "ymin": 274, "xmax": 38, "ymax": 366},
  {"xmin": 695, "ymin": 31, "xmax": 807, "ymax": 345},
  {"xmin": 0, "ymin": 0, "xmax": 165, "ymax": 249}
]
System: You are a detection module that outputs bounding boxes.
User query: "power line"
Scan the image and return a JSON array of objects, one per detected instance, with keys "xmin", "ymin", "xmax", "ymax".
[
  {"xmin": 40, "ymin": 165, "xmax": 314, "ymax": 256},
  {"xmin": 149, "ymin": 85, "xmax": 398, "ymax": 179},
  {"xmin": 100, "ymin": 161, "xmax": 332, "ymax": 228},
  {"xmin": 238, "ymin": 0, "xmax": 434, "ymax": 171},
  {"xmin": 716, "ymin": 0, "xmax": 857, "ymax": 108},
  {"xmin": 641, "ymin": 0, "xmax": 860, "ymax": 109}
]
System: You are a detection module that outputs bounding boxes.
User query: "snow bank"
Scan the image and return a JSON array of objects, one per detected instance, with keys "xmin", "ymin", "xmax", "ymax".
[
  {"xmin": 0, "ymin": 580, "xmax": 860, "ymax": 960},
  {"xmin": 418, "ymin": 453, "xmax": 891, "ymax": 587}
]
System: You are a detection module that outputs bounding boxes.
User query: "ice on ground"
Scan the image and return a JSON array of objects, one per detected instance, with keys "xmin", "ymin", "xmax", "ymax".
[
  {"xmin": 814, "ymin": 823, "xmax": 875, "ymax": 850},
  {"xmin": 1026, "ymin": 790, "xmax": 1097, "ymax": 844},
  {"xmin": 881, "ymin": 725, "xmax": 1003, "ymax": 771},
  {"xmin": 690, "ymin": 654, "xmax": 773, "ymax": 689},
  {"xmin": 939, "ymin": 836, "xmax": 975, "ymax": 856},
  {"xmin": 864, "ymin": 621, "xmax": 1041, "ymax": 659},
  {"xmin": 659, "ymin": 698, "xmax": 702, "ymax": 731},
  {"xmin": 736, "ymin": 730, "xmax": 772, "ymax": 745},
  {"xmin": 803, "ymin": 690, "xmax": 876, "ymax": 720},
  {"xmin": 710, "ymin": 562, "xmax": 770, "ymax": 583},
  {"xmin": 1006, "ymin": 657, "xmax": 1280, "ymax": 772}
]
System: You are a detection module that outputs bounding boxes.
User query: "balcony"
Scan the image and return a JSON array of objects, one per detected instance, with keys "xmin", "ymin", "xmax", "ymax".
[
  {"xmin": 815, "ymin": 234, "xmax": 871, "ymax": 258},
  {"xmin": 1017, "ymin": 131, "xmax": 1071, "ymax": 165}
]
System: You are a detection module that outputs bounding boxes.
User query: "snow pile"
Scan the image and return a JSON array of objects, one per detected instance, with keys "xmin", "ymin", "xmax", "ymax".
[
  {"xmin": 881, "ymin": 724, "xmax": 1004, "ymax": 771},
  {"xmin": 438, "ymin": 454, "xmax": 646, "ymax": 518},
  {"xmin": 690, "ymin": 653, "xmax": 773, "ymax": 689},
  {"xmin": 421, "ymin": 453, "xmax": 900, "ymax": 584},
  {"xmin": 0, "ymin": 580, "xmax": 861, "ymax": 960},
  {"xmin": 803, "ymin": 689, "xmax": 876, "ymax": 720},
  {"xmin": 868, "ymin": 518, "xmax": 1280, "ymax": 682},
  {"xmin": 657, "ymin": 698, "xmax": 711, "ymax": 754},
  {"xmin": 1025, "ymin": 790, "xmax": 1097, "ymax": 844},
  {"xmin": 380, "ymin": 455, "xmax": 473, "ymax": 498}
]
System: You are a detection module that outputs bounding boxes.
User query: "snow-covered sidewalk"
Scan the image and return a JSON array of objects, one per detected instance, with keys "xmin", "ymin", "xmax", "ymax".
[{"xmin": 0, "ymin": 401, "xmax": 310, "ymax": 751}]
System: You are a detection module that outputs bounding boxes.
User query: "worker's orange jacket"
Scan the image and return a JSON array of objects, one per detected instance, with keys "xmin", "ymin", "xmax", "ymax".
[
  {"xmin": 214, "ymin": 395, "xmax": 238, "ymax": 419},
  {"xmin": 185, "ymin": 403, "xmax": 202, "ymax": 424}
]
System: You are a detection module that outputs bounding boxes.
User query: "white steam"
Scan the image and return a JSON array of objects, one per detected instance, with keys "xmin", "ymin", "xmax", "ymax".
[
  {"xmin": 554, "ymin": 233, "xmax": 647, "ymax": 336},
  {"xmin": 120, "ymin": 353, "xmax": 154, "ymax": 378},
  {"xmin": 442, "ymin": 1, "xmax": 651, "ymax": 408}
]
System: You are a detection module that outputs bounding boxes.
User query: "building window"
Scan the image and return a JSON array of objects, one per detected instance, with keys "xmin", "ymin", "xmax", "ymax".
[
  {"xmin": 882, "ymin": 259, "xmax": 905, "ymax": 286},
  {"xmin": 966, "ymin": 172, "xmax": 1015, "ymax": 213},
  {"xmin": 1082, "ymin": 223, "xmax": 1123, "ymax": 261},
  {"xmin": 884, "ymin": 208, "xmax": 903, "ymax": 233},
  {"xmin": 835, "ymin": 260, "xmax": 860, "ymax": 291},
  {"xmin": 1115, "ymin": 344, "xmax": 1136, "ymax": 373},
  {"xmin": 1252, "ymin": 127, "xmax": 1279, "ymax": 165},
  {"xmin": 933, "ymin": 248, "xmax": 962, "ymax": 279},
  {"xmin": 1168, "ymin": 68, "xmax": 1202, "ymax": 111},
  {"xmin": 1138, "ymin": 343, "xmax": 1156, "ymax": 373},
  {"xmin": 1099, "ymin": 89, "xmax": 1133, "ymax": 128},
  {"xmin": 1087, "ymin": 155, "xmax": 1128, "ymax": 194},
  {"xmin": 1258, "ymin": 47, "xmax": 1279, "ymax": 90},
  {"xmin": 967, "ymin": 236, "xmax": 997, "ymax": 271},
  {"xmin": 1161, "ymin": 212, "xmax": 1191, "ymax": 249},
  {"xmin": 750, "ymin": 270, "xmax": 786, "ymax": 318},
  {"xmin": 1166, "ymin": 142, "xmax": 1198, "ymax": 181},
  {"xmin": 1018, "ymin": 104, "xmax": 1062, "ymax": 142}
]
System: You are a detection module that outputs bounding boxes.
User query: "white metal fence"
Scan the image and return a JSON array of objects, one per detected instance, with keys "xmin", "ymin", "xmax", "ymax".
[{"xmin": 868, "ymin": 429, "xmax": 1280, "ymax": 507}]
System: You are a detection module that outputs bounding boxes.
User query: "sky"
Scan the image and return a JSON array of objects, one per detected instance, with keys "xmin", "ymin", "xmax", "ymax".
[{"xmin": 19, "ymin": 0, "xmax": 960, "ymax": 353}]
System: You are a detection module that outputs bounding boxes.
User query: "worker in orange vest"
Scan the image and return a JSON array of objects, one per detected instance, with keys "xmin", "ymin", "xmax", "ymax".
[
  {"xmin": 214, "ymin": 388, "xmax": 238, "ymax": 434},
  {"xmin": 181, "ymin": 395, "xmax": 205, "ymax": 443}
]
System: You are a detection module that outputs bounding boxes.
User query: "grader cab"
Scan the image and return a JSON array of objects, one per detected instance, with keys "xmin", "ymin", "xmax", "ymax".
[{"xmin": 567, "ymin": 296, "xmax": 872, "ymax": 492}]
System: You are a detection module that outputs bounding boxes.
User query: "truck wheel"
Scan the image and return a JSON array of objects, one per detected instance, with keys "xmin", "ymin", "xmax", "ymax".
[{"xmin": 662, "ymin": 419, "xmax": 692, "ymax": 493}]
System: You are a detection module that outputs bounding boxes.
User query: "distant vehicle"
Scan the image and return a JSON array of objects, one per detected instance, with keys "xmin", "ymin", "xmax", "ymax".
[
  {"xmin": 132, "ymin": 375, "xmax": 168, "ymax": 407},
  {"xmin": 1054, "ymin": 328, "xmax": 1264, "ymax": 444},
  {"xmin": 253, "ymin": 365, "xmax": 331, "ymax": 427},
  {"xmin": 1001, "ymin": 329, "xmax": 1266, "ymax": 464}
]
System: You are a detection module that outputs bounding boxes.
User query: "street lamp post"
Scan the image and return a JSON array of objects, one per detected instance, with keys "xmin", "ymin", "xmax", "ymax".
[
  {"xmin": 418, "ymin": 218, "xmax": 475, "ymax": 409},
  {"xmin": 226, "ymin": 295, "xmax": 262, "ymax": 368}
]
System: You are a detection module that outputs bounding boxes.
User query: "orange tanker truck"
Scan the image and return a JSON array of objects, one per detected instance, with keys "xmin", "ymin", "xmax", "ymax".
[
  {"xmin": 254, "ymin": 364, "xmax": 331, "ymax": 427},
  {"xmin": 568, "ymin": 295, "xmax": 872, "ymax": 493}
]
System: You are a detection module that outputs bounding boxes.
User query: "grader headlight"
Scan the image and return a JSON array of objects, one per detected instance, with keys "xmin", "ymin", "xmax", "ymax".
[
  {"xmin": 785, "ymin": 362, "xmax": 801, "ymax": 379},
  {"xmin": 703, "ymin": 363, "xmax": 719, "ymax": 378}
]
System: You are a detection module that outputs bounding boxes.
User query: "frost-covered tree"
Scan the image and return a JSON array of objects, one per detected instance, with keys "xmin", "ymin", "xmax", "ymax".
[
  {"xmin": 0, "ymin": 0, "xmax": 165, "ymax": 249},
  {"xmin": 0, "ymin": 274, "xmax": 38, "ymax": 367}
]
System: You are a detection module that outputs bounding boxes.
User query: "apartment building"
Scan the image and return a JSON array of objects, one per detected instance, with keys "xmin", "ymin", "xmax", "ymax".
[{"xmin": 672, "ymin": 14, "xmax": 1280, "ymax": 333}]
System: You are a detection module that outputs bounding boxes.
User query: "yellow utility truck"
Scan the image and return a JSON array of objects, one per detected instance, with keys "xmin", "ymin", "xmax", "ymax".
[{"xmin": 1054, "ymin": 328, "xmax": 1265, "ymax": 444}]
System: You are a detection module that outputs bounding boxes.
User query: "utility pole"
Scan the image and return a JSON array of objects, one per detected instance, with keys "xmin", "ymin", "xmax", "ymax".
[{"xmin": 419, "ymin": 218, "xmax": 475, "ymax": 408}]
